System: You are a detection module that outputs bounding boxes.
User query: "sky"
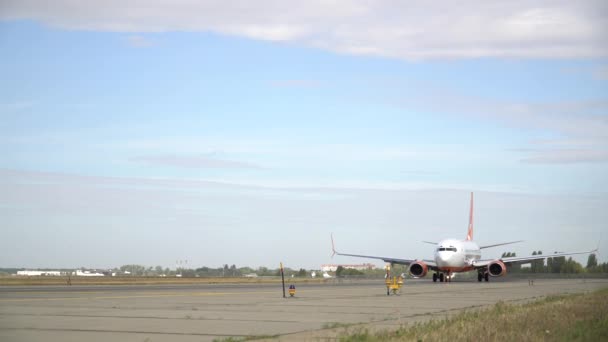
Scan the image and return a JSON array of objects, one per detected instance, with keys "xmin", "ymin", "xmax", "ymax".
[{"xmin": 1, "ymin": 1, "xmax": 607, "ymax": 270}]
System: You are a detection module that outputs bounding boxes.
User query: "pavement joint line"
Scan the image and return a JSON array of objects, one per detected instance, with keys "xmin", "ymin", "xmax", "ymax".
[
  {"xmin": 0, "ymin": 327, "xmax": 249, "ymax": 337},
  {"xmin": 0, "ymin": 312, "xmax": 304, "ymax": 323},
  {"xmin": 0, "ymin": 290, "xmax": 282, "ymax": 302},
  {"xmin": 0, "ymin": 287, "xmax": 356, "ymax": 303}
]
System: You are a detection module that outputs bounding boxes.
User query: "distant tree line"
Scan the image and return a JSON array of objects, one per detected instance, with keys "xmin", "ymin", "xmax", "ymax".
[
  {"xmin": 500, "ymin": 251, "xmax": 605, "ymax": 274},
  {"xmin": 335, "ymin": 266, "xmax": 364, "ymax": 277},
  {"xmin": 5, "ymin": 254, "xmax": 606, "ymax": 278},
  {"xmin": 106, "ymin": 264, "xmax": 323, "ymax": 278},
  {"xmin": 195, "ymin": 264, "xmax": 242, "ymax": 277},
  {"xmin": 0, "ymin": 265, "xmax": 325, "ymax": 278}
]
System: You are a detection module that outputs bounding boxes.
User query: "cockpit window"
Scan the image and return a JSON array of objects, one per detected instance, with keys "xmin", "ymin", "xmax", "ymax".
[{"xmin": 437, "ymin": 247, "xmax": 457, "ymax": 252}]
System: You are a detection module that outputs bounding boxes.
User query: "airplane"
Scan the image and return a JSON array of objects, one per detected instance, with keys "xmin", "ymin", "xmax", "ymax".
[{"xmin": 331, "ymin": 192, "xmax": 597, "ymax": 282}]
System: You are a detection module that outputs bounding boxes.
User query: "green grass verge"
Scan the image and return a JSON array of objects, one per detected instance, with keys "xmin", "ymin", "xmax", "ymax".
[{"xmin": 338, "ymin": 288, "xmax": 608, "ymax": 341}]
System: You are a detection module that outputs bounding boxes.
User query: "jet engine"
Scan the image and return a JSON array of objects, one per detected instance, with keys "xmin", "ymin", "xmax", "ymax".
[
  {"xmin": 487, "ymin": 260, "xmax": 507, "ymax": 277},
  {"xmin": 409, "ymin": 261, "xmax": 428, "ymax": 278}
]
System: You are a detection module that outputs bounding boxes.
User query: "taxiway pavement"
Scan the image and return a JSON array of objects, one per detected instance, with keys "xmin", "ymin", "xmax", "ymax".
[{"xmin": 1, "ymin": 278, "xmax": 606, "ymax": 341}]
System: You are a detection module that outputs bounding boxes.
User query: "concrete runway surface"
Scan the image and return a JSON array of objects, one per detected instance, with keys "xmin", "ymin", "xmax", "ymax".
[{"xmin": 1, "ymin": 278, "xmax": 607, "ymax": 341}]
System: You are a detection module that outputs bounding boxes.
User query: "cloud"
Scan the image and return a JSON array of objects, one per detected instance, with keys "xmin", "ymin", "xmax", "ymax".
[
  {"xmin": 113, "ymin": 138, "xmax": 486, "ymax": 166},
  {"xmin": 400, "ymin": 170, "xmax": 440, "ymax": 176},
  {"xmin": 0, "ymin": 100, "xmax": 35, "ymax": 112},
  {"xmin": 478, "ymin": 101, "xmax": 608, "ymax": 164},
  {"xmin": 124, "ymin": 35, "xmax": 155, "ymax": 48},
  {"xmin": 560, "ymin": 64, "xmax": 608, "ymax": 81},
  {"xmin": 517, "ymin": 138, "xmax": 608, "ymax": 164},
  {"xmin": 394, "ymin": 90, "xmax": 608, "ymax": 164},
  {"xmin": 594, "ymin": 66, "xmax": 608, "ymax": 80},
  {"xmin": 1, "ymin": 168, "xmax": 606, "ymax": 268},
  {"xmin": 519, "ymin": 149, "xmax": 608, "ymax": 164},
  {"xmin": 130, "ymin": 154, "xmax": 262, "ymax": 169},
  {"xmin": 1, "ymin": 1, "xmax": 606, "ymax": 60}
]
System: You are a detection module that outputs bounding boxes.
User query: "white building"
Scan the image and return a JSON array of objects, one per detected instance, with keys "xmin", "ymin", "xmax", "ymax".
[
  {"xmin": 75, "ymin": 270, "xmax": 104, "ymax": 277},
  {"xmin": 17, "ymin": 270, "xmax": 62, "ymax": 276}
]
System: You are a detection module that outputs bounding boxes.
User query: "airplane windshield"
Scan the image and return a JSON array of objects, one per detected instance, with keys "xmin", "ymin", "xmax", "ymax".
[{"xmin": 437, "ymin": 247, "xmax": 457, "ymax": 252}]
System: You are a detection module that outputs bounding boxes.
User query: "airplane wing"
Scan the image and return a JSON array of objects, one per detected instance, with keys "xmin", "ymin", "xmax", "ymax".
[
  {"xmin": 331, "ymin": 234, "xmax": 437, "ymax": 268},
  {"xmin": 473, "ymin": 249, "xmax": 598, "ymax": 268},
  {"xmin": 332, "ymin": 250, "xmax": 416, "ymax": 265},
  {"xmin": 479, "ymin": 240, "xmax": 523, "ymax": 249}
]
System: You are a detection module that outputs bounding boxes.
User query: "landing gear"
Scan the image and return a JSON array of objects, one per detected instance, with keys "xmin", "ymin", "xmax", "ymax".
[
  {"xmin": 434, "ymin": 272, "xmax": 454, "ymax": 283},
  {"xmin": 478, "ymin": 272, "xmax": 483, "ymax": 282},
  {"xmin": 484, "ymin": 272, "xmax": 489, "ymax": 282}
]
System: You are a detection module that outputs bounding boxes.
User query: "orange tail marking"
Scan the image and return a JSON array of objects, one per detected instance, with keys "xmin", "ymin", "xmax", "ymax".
[{"xmin": 466, "ymin": 192, "xmax": 474, "ymax": 241}]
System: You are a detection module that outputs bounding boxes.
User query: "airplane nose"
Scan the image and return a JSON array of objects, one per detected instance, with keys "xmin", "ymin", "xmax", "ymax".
[{"xmin": 438, "ymin": 252, "xmax": 450, "ymax": 262}]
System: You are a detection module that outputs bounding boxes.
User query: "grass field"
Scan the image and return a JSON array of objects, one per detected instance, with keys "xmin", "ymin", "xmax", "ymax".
[{"xmin": 338, "ymin": 288, "xmax": 608, "ymax": 342}]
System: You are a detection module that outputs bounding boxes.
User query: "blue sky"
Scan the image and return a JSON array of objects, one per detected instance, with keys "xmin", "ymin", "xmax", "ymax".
[{"xmin": 1, "ymin": 1, "xmax": 607, "ymax": 269}]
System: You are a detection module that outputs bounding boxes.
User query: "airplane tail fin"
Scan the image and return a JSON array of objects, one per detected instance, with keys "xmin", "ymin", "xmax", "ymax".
[{"xmin": 466, "ymin": 192, "xmax": 474, "ymax": 241}]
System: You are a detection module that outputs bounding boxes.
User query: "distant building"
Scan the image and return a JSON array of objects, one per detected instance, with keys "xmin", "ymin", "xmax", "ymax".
[
  {"xmin": 17, "ymin": 270, "xmax": 61, "ymax": 276},
  {"xmin": 320, "ymin": 263, "xmax": 376, "ymax": 272},
  {"xmin": 75, "ymin": 270, "xmax": 104, "ymax": 277}
]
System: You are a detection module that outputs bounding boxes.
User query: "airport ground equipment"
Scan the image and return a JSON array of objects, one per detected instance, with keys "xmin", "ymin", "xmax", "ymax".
[
  {"xmin": 288, "ymin": 285, "xmax": 296, "ymax": 297},
  {"xmin": 384, "ymin": 264, "xmax": 404, "ymax": 295}
]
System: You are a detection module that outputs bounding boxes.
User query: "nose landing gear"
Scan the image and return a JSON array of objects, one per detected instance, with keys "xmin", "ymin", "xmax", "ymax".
[{"xmin": 433, "ymin": 272, "xmax": 452, "ymax": 283}]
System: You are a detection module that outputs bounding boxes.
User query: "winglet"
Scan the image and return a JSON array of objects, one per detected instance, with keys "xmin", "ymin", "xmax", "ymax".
[
  {"xmin": 592, "ymin": 235, "xmax": 601, "ymax": 259},
  {"xmin": 466, "ymin": 192, "xmax": 474, "ymax": 241},
  {"xmin": 331, "ymin": 233, "xmax": 337, "ymax": 258}
]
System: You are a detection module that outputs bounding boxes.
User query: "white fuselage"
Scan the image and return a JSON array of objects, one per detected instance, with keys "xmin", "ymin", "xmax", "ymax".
[{"xmin": 434, "ymin": 239, "xmax": 481, "ymax": 272}]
